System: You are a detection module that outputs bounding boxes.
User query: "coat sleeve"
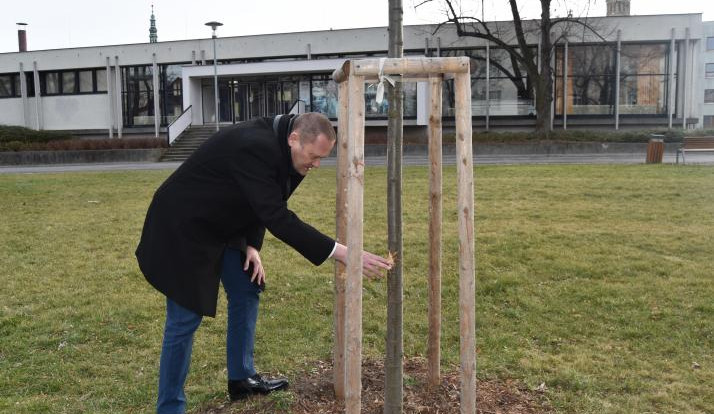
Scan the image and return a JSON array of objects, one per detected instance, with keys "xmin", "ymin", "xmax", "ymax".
[
  {"xmin": 226, "ymin": 221, "xmax": 265, "ymax": 252},
  {"xmin": 245, "ymin": 223, "xmax": 266, "ymax": 251},
  {"xmin": 229, "ymin": 145, "xmax": 334, "ymax": 265}
]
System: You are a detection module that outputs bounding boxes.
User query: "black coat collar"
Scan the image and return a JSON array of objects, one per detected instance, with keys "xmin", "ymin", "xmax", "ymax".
[{"xmin": 272, "ymin": 115, "xmax": 304, "ymax": 198}]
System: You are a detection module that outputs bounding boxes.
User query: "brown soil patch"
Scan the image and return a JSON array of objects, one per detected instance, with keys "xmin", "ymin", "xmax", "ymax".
[{"xmin": 196, "ymin": 358, "xmax": 550, "ymax": 414}]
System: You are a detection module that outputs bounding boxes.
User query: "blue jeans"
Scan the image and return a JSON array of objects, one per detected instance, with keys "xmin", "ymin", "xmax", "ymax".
[{"xmin": 156, "ymin": 247, "xmax": 261, "ymax": 414}]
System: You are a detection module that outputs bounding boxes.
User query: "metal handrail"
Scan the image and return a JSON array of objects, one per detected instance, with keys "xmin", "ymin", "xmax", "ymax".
[
  {"xmin": 167, "ymin": 105, "xmax": 193, "ymax": 146},
  {"xmin": 288, "ymin": 100, "xmax": 307, "ymax": 115}
]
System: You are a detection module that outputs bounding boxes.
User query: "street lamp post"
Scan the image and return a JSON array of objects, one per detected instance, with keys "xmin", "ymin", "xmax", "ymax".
[{"xmin": 205, "ymin": 21, "xmax": 223, "ymax": 131}]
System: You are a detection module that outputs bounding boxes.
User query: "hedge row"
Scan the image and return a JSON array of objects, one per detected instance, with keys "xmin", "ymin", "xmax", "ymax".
[
  {"xmin": 470, "ymin": 128, "xmax": 714, "ymax": 143},
  {"xmin": 0, "ymin": 125, "xmax": 73, "ymax": 143},
  {"xmin": 1, "ymin": 138, "xmax": 167, "ymax": 152},
  {"xmin": 0, "ymin": 125, "xmax": 167, "ymax": 152},
  {"xmin": 4, "ymin": 124, "xmax": 714, "ymax": 151}
]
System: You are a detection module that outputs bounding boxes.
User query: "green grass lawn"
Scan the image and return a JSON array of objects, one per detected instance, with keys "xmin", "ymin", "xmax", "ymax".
[{"xmin": 0, "ymin": 164, "xmax": 712, "ymax": 413}]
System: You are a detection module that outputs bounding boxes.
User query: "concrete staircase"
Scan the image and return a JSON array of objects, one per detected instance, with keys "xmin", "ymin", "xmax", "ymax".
[{"xmin": 160, "ymin": 125, "xmax": 218, "ymax": 162}]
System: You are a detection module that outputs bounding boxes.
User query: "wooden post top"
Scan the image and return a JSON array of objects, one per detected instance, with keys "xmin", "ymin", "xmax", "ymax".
[{"xmin": 331, "ymin": 56, "xmax": 470, "ymax": 83}]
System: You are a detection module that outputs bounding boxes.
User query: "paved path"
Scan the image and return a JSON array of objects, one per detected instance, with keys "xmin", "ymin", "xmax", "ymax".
[{"xmin": 1, "ymin": 153, "xmax": 713, "ymax": 174}]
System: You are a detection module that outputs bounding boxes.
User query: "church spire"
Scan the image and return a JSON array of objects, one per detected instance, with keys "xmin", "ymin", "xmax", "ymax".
[{"xmin": 149, "ymin": 5, "xmax": 158, "ymax": 43}]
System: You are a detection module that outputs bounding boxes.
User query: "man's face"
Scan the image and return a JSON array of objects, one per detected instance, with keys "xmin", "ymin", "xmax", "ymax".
[{"xmin": 288, "ymin": 131, "xmax": 335, "ymax": 176}]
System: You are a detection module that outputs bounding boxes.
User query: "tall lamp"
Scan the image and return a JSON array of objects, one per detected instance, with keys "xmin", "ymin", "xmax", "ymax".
[{"xmin": 205, "ymin": 21, "xmax": 223, "ymax": 131}]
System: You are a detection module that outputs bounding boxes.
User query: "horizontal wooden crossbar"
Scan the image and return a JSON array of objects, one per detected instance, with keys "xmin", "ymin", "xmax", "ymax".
[{"xmin": 332, "ymin": 57, "xmax": 470, "ymax": 83}]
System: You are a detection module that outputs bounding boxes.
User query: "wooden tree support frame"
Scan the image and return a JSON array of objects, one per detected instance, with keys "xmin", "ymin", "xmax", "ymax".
[{"xmin": 332, "ymin": 56, "xmax": 476, "ymax": 414}]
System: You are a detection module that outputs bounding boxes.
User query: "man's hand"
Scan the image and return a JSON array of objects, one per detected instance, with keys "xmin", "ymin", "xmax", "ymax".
[
  {"xmin": 244, "ymin": 246, "xmax": 265, "ymax": 286},
  {"xmin": 333, "ymin": 242, "xmax": 393, "ymax": 279}
]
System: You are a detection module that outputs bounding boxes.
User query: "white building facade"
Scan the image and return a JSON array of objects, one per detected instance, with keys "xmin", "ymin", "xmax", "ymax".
[
  {"xmin": 703, "ymin": 22, "xmax": 714, "ymax": 128},
  {"xmin": 0, "ymin": 13, "xmax": 710, "ymax": 136}
]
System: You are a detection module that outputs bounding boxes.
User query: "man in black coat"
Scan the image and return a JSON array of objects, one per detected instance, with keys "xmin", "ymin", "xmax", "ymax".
[{"xmin": 136, "ymin": 113, "xmax": 391, "ymax": 414}]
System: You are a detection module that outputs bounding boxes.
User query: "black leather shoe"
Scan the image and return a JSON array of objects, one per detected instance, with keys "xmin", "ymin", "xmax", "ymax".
[{"xmin": 228, "ymin": 374, "xmax": 289, "ymax": 400}]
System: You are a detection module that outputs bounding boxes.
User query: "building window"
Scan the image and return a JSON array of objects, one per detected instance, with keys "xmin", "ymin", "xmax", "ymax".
[
  {"xmin": 707, "ymin": 63, "xmax": 714, "ymax": 78},
  {"xmin": 704, "ymin": 115, "xmax": 714, "ymax": 128},
  {"xmin": 363, "ymin": 78, "xmax": 417, "ymax": 119},
  {"xmin": 556, "ymin": 44, "xmax": 617, "ymax": 116},
  {"xmin": 161, "ymin": 64, "xmax": 183, "ymax": 124},
  {"xmin": 62, "ymin": 71, "xmax": 76, "ymax": 93},
  {"xmin": 443, "ymin": 47, "xmax": 536, "ymax": 117},
  {"xmin": 0, "ymin": 74, "xmax": 13, "ymax": 98},
  {"xmin": 618, "ymin": 44, "xmax": 669, "ymax": 115},
  {"xmin": 45, "ymin": 72, "xmax": 60, "ymax": 94},
  {"xmin": 486, "ymin": 47, "xmax": 536, "ymax": 116},
  {"xmin": 14, "ymin": 75, "xmax": 21, "ymax": 96},
  {"xmin": 120, "ymin": 63, "xmax": 187, "ymax": 127},
  {"xmin": 122, "ymin": 65, "xmax": 155, "ymax": 126},
  {"xmin": 706, "ymin": 89, "xmax": 714, "ymax": 104},
  {"xmin": 0, "ymin": 72, "xmax": 36, "ymax": 98},
  {"xmin": 96, "ymin": 69, "xmax": 108, "ymax": 92},
  {"xmin": 25, "ymin": 73, "xmax": 35, "ymax": 96},
  {"xmin": 78, "ymin": 70, "xmax": 94, "ymax": 93},
  {"xmin": 554, "ymin": 43, "xmax": 672, "ymax": 116},
  {"xmin": 41, "ymin": 69, "xmax": 108, "ymax": 95},
  {"xmin": 311, "ymin": 75, "xmax": 338, "ymax": 119},
  {"xmin": 708, "ymin": 37, "xmax": 714, "ymax": 51}
]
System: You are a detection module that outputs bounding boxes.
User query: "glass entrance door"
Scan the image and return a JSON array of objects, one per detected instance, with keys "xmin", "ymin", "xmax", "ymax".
[
  {"xmin": 233, "ymin": 83, "xmax": 249, "ymax": 122},
  {"xmin": 219, "ymin": 80, "xmax": 232, "ymax": 123},
  {"xmin": 280, "ymin": 81, "xmax": 299, "ymax": 114},
  {"xmin": 265, "ymin": 82, "xmax": 280, "ymax": 117},
  {"xmin": 227, "ymin": 78, "xmax": 306, "ymax": 123},
  {"xmin": 233, "ymin": 83, "xmax": 266, "ymax": 122},
  {"xmin": 248, "ymin": 83, "xmax": 264, "ymax": 120}
]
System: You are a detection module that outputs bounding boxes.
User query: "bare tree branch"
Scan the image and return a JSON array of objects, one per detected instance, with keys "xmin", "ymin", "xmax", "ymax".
[
  {"xmin": 416, "ymin": 0, "xmax": 609, "ymax": 134},
  {"xmin": 551, "ymin": 17, "xmax": 609, "ymax": 42},
  {"xmin": 414, "ymin": 0, "xmax": 434, "ymax": 9},
  {"xmin": 508, "ymin": 0, "xmax": 538, "ymax": 74}
]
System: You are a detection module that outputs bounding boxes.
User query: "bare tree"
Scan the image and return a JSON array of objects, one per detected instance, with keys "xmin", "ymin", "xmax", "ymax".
[
  {"xmin": 385, "ymin": 0, "xmax": 404, "ymax": 412},
  {"xmin": 419, "ymin": 0, "xmax": 606, "ymax": 135}
]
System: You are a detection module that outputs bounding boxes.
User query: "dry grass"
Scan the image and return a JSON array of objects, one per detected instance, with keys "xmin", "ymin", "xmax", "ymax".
[{"xmin": 0, "ymin": 164, "xmax": 712, "ymax": 413}]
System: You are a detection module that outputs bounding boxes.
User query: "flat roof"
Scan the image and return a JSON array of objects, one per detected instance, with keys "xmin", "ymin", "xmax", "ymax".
[{"xmin": 0, "ymin": 13, "xmax": 704, "ymax": 56}]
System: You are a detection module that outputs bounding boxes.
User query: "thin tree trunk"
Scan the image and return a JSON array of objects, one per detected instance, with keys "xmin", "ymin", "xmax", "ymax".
[
  {"xmin": 536, "ymin": 0, "xmax": 553, "ymax": 136},
  {"xmin": 385, "ymin": 0, "xmax": 404, "ymax": 413},
  {"xmin": 427, "ymin": 75, "xmax": 443, "ymax": 387}
]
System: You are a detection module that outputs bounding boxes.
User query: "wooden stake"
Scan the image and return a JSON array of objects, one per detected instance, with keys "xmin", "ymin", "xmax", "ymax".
[
  {"xmin": 333, "ymin": 79, "xmax": 349, "ymax": 401},
  {"xmin": 427, "ymin": 74, "xmax": 443, "ymax": 387},
  {"xmin": 332, "ymin": 61, "xmax": 351, "ymax": 84},
  {"xmin": 332, "ymin": 57, "xmax": 476, "ymax": 412},
  {"xmin": 344, "ymin": 74, "xmax": 365, "ymax": 414},
  {"xmin": 353, "ymin": 57, "xmax": 469, "ymax": 78},
  {"xmin": 454, "ymin": 71, "xmax": 476, "ymax": 414},
  {"xmin": 332, "ymin": 57, "xmax": 468, "ymax": 83}
]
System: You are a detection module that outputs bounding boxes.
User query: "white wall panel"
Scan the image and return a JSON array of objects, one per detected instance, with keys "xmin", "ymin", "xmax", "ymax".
[
  {"xmin": 40, "ymin": 95, "xmax": 111, "ymax": 130},
  {"xmin": 0, "ymin": 98, "xmax": 25, "ymax": 127}
]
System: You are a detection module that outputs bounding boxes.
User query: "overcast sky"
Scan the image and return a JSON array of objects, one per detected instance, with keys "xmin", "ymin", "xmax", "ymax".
[{"xmin": 1, "ymin": 0, "xmax": 712, "ymax": 53}]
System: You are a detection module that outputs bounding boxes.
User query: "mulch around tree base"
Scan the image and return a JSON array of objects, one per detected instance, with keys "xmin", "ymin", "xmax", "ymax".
[{"xmin": 196, "ymin": 358, "xmax": 551, "ymax": 414}]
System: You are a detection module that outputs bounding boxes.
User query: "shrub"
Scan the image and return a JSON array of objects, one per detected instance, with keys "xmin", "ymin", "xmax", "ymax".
[
  {"xmin": 466, "ymin": 128, "xmax": 714, "ymax": 143},
  {"xmin": 0, "ymin": 125, "xmax": 73, "ymax": 144},
  {"xmin": 43, "ymin": 138, "xmax": 167, "ymax": 151},
  {"xmin": 0, "ymin": 137, "xmax": 167, "ymax": 152},
  {"xmin": 0, "ymin": 125, "xmax": 167, "ymax": 152}
]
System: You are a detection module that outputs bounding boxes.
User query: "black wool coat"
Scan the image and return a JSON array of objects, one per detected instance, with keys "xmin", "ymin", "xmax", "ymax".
[{"xmin": 135, "ymin": 116, "xmax": 335, "ymax": 317}]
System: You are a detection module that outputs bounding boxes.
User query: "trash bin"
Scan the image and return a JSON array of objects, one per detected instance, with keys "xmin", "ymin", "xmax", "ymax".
[{"xmin": 646, "ymin": 137, "xmax": 664, "ymax": 164}]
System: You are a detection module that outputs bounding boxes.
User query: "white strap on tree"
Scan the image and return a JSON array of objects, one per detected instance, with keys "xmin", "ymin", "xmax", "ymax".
[{"xmin": 374, "ymin": 57, "xmax": 396, "ymax": 105}]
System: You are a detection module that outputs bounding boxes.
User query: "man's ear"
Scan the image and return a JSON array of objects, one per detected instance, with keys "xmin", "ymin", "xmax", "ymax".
[{"xmin": 287, "ymin": 131, "xmax": 300, "ymax": 147}]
